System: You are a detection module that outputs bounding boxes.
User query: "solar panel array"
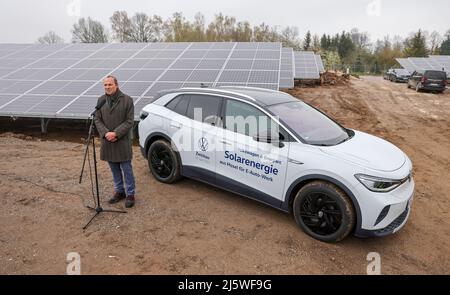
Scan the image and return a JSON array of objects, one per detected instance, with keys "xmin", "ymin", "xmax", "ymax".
[
  {"xmin": 409, "ymin": 57, "xmax": 443, "ymax": 71},
  {"xmin": 293, "ymin": 51, "xmax": 321, "ymax": 79},
  {"xmin": 396, "ymin": 58, "xmax": 416, "ymax": 74},
  {"xmin": 397, "ymin": 56, "xmax": 450, "ymax": 75},
  {"xmin": 279, "ymin": 48, "xmax": 294, "ymax": 88},
  {"xmin": 0, "ymin": 42, "xmax": 286, "ymax": 120}
]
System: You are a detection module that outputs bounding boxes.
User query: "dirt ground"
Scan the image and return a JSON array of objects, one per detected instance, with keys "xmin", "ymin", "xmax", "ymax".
[{"xmin": 0, "ymin": 76, "xmax": 449, "ymax": 274}]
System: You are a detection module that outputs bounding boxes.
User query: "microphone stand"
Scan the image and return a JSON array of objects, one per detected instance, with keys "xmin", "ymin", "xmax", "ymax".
[{"xmin": 79, "ymin": 106, "xmax": 126, "ymax": 230}]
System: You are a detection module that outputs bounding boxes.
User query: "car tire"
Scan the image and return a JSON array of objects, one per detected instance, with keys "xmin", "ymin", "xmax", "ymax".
[
  {"xmin": 147, "ymin": 139, "xmax": 182, "ymax": 184},
  {"xmin": 293, "ymin": 181, "xmax": 355, "ymax": 243}
]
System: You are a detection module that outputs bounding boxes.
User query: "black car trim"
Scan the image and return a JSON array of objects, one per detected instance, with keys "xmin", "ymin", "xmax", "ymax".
[
  {"xmin": 182, "ymin": 165, "xmax": 283, "ymax": 210},
  {"xmin": 143, "ymin": 131, "xmax": 175, "ymax": 159}
]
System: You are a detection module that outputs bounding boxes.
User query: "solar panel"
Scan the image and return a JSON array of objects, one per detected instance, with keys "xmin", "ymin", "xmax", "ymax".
[
  {"xmin": 196, "ymin": 59, "xmax": 226, "ymax": 69},
  {"xmin": 58, "ymin": 96, "xmax": 97, "ymax": 117},
  {"xmin": 396, "ymin": 58, "xmax": 415, "ymax": 73},
  {"xmin": 3, "ymin": 80, "xmax": 43, "ymax": 94},
  {"xmin": 294, "ymin": 51, "xmax": 320, "ymax": 79},
  {"xmin": 133, "ymin": 97, "xmax": 157, "ymax": 118},
  {"xmin": 316, "ymin": 55, "xmax": 325, "ymax": 72},
  {"xmin": 27, "ymin": 95, "xmax": 77, "ymax": 115},
  {"xmin": 0, "ymin": 42, "xmax": 285, "ymax": 120},
  {"xmin": 0, "ymin": 94, "xmax": 48, "ymax": 113},
  {"xmin": 279, "ymin": 48, "xmax": 294, "ymax": 88},
  {"xmin": 408, "ymin": 58, "xmax": 442, "ymax": 71},
  {"xmin": 429, "ymin": 55, "xmax": 450, "ymax": 75}
]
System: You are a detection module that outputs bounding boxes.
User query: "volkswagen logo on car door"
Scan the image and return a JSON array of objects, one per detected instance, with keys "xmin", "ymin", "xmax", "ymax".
[{"xmin": 198, "ymin": 137, "xmax": 208, "ymax": 152}]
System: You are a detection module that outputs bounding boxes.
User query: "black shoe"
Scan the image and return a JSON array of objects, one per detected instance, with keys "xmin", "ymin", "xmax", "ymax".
[
  {"xmin": 108, "ymin": 192, "xmax": 126, "ymax": 204},
  {"xmin": 125, "ymin": 195, "xmax": 135, "ymax": 208}
]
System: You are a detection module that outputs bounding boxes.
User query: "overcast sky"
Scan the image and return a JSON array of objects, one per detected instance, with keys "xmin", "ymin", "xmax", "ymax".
[{"xmin": 1, "ymin": 0, "xmax": 449, "ymax": 43}]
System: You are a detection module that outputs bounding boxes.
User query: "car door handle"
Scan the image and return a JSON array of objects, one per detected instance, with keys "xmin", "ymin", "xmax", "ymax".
[
  {"xmin": 170, "ymin": 122, "xmax": 182, "ymax": 129},
  {"xmin": 288, "ymin": 159, "xmax": 304, "ymax": 165},
  {"xmin": 220, "ymin": 140, "xmax": 232, "ymax": 146}
]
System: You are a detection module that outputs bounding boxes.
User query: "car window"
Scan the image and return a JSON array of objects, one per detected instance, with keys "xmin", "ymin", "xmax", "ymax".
[
  {"xmin": 224, "ymin": 99, "xmax": 280, "ymax": 138},
  {"xmin": 186, "ymin": 94, "xmax": 222, "ymax": 125},
  {"xmin": 425, "ymin": 71, "xmax": 447, "ymax": 80},
  {"xmin": 165, "ymin": 96, "xmax": 181, "ymax": 110},
  {"xmin": 268, "ymin": 101, "xmax": 350, "ymax": 146},
  {"xmin": 165, "ymin": 95, "xmax": 190, "ymax": 116}
]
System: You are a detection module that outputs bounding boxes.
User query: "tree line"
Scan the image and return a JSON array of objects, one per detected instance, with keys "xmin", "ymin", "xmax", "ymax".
[{"xmin": 37, "ymin": 11, "xmax": 450, "ymax": 74}]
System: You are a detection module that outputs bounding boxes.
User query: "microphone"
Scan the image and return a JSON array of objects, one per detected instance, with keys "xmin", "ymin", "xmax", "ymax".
[{"xmin": 91, "ymin": 99, "xmax": 106, "ymax": 116}]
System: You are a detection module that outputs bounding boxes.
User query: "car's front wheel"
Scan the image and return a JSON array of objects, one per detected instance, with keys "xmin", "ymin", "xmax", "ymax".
[
  {"xmin": 147, "ymin": 139, "xmax": 181, "ymax": 184},
  {"xmin": 293, "ymin": 181, "xmax": 355, "ymax": 243}
]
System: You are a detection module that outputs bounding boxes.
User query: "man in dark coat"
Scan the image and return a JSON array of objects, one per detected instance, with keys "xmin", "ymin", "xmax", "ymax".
[{"xmin": 94, "ymin": 75, "xmax": 136, "ymax": 208}]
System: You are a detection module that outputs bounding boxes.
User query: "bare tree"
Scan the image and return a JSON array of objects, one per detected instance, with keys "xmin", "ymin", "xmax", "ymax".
[
  {"xmin": 37, "ymin": 31, "xmax": 64, "ymax": 44},
  {"xmin": 279, "ymin": 26, "xmax": 301, "ymax": 50},
  {"xmin": 206, "ymin": 13, "xmax": 236, "ymax": 41},
  {"xmin": 252, "ymin": 23, "xmax": 279, "ymax": 42},
  {"xmin": 129, "ymin": 13, "xmax": 151, "ymax": 42},
  {"xmin": 233, "ymin": 21, "xmax": 252, "ymax": 42},
  {"xmin": 163, "ymin": 12, "xmax": 193, "ymax": 42},
  {"xmin": 445, "ymin": 29, "xmax": 450, "ymax": 39},
  {"xmin": 312, "ymin": 34, "xmax": 321, "ymax": 53},
  {"xmin": 428, "ymin": 31, "xmax": 442, "ymax": 55},
  {"xmin": 72, "ymin": 17, "xmax": 109, "ymax": 43},
  {"xmin": 148, "ymin": 15, "xmax": 164, "ymax": 42},
  {"xmin": 392, "ymin": 35, "xmax": 404, "ymax": 51},
  {"xmin": 350, "ymin": 28, "xmax": 370, "ymax": 50},
  {"xmin": 110, "ymin": 11, "xmax": 132, "ymax": 42},
  {"xmin": 191, "ymin": 13, "xmax": 206, "ymax": 41}
]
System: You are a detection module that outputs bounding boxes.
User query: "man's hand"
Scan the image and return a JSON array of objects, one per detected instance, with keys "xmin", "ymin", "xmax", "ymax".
[{"xmin": 105, "ymin": 132, "xmax": 118, "ymax": 142}]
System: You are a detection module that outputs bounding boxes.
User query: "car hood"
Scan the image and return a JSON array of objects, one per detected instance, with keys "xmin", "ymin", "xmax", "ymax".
[{"xmin": 320, "ymin": 131, "xmax": 406, "ymax": 172}]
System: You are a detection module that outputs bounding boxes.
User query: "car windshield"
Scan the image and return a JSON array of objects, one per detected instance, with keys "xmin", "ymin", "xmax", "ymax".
[
  {"xmin": 268, "ymin": 101, "xmax": 350, "ymax": 146},
  {"xmin": 425, "ymin": 71, "xmax": 447, "ymax": 80}
]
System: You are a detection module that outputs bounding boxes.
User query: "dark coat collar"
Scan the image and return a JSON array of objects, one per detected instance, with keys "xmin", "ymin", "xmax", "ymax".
[{"xmin": 107, "ymin": 89, "xmax": 124, "ymax": 112}]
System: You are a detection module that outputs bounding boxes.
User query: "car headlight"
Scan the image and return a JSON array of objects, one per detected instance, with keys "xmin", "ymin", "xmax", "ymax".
[{"xmin": 355, "ymin": 174, "xmax": 402, "ymax": 193}]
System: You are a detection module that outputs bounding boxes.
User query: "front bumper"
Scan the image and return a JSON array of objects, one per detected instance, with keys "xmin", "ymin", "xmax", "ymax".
[
  {"xmin": 355, "ymin": 198, "xmax": 412, "ymax": 238},
  {"xmin": 353, "ymin": 177, "xmax": 415, "ymax": 238}
]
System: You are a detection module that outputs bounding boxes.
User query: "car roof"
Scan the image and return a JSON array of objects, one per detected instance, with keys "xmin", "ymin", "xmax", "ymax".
[
  {"xmin": 156, "ymin": 86, "xmax": 298, "ymax": 107},
  {"xmin": 416, "ymin": 69, "xmax": 446, "ymax": 74}
]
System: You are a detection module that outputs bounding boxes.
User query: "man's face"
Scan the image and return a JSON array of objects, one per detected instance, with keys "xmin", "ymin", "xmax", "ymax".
[{"xmin": 104, "ymin": 77, "xmax": 118, "ymax": 95}]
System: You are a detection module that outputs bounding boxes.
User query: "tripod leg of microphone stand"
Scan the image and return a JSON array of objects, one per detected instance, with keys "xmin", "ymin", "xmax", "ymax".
[
  {"xmin": 83, "ymin": 211, "xmax": 100, "ymax": 230},
  {"xmin": 102, "ymin": 209, "xmax": 127, "ymax": 214}
]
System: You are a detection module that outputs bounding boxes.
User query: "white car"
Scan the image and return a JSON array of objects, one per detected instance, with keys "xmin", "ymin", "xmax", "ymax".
[{"xmin": 138, "ymin": 86, "xmax": 414, "ymax": 243}]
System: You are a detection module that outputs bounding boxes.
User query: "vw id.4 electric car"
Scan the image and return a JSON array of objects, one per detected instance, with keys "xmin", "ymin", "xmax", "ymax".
[{"xmin": 138, "ymin": 86, "xmax": 414, "ymax": 243}]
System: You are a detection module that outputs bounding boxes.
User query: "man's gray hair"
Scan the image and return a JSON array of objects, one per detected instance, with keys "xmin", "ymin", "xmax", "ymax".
[{"xmin": 105, "ymin": 75, "xmax": 118, "ymax": 85}]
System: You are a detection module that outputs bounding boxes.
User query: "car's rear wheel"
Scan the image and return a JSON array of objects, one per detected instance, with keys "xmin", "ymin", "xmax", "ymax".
[
  {"xmin": 147, "ymin": 139, "xmax": 181, "ymax": 184},
  {"xmin": 293, "ymin": 181, "xmax": 355, "ymax": 243}
]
